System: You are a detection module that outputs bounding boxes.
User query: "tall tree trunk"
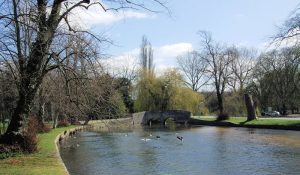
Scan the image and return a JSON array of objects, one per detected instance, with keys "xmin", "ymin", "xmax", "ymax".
[
  {"xmin": 0, "ymin": 115, "xmax": 3, "ymax": 135},
  {"xmin": 7, "ymin": 87, "xmax": 37, "ymax": 132},
  {"xmin": 244, "ymin": 94, "xmax": 257, "ymax": 121},
  {"xmin": 38, "ymin": 101, "xmax": 45, "ymax": 131},
  {"xmin": 38, "ymin": 88, "xmax": 45, "ymax": 125},
  {"xmin": 217, "ymin": 91, "xmax": 224, "ymax": 115},
  {"xmin": 1, "ymin": 38, "xmax": 46, "ymax": 144},
  {"xmin": 50, "ymin": 103, "xmax": 58, "ymax": 129},
  {"xmin": 38, "ymin": 102, "xmax": 45, "ymax": 123},
  {"xmin": 52, "ymin": 114, "xmax": 58, "ymax": 129},
  {"xmin": 282, "ymin": 103, "xmax": 287, "ymax": 115},
  {"xmin": 1, "ymin": 83, "xmax": 38, "ymax": 144}
]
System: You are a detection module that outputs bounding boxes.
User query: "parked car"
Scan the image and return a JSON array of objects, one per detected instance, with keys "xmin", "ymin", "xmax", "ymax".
[{"xmin": 264, "ymin": 111, "xmax": 280, "ymax": 117}]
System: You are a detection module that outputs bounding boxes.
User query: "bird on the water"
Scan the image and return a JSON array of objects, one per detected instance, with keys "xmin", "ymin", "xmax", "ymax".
[{"xmin": 177, "ymin": 136, "xmax": 183, "ymax": 141}]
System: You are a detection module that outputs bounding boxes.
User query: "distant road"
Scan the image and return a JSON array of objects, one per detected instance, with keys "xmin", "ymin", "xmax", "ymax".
[
  {"xmin": 192, "ymin": 116, "xmax": 216, "ymax": 119},
  {"xmin": 193, "ymin": 115, "xmax": 300, "ymax": 120},
  {"xmin": 260, "ymin": 117, "xmax": 300, "ymax": 120}
]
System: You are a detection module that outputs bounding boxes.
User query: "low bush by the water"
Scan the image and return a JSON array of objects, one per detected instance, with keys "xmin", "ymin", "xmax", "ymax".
[
  {"xmin": 57, "ymin": 120, "xmax": 70, "ymax": 127},
  {"xmin": 31, "ymin": 118, "xmax": 52, "ymax": 134},
  {"xmin": 22, "ymin": 117, "xmax": 39, "ymax": 153},
  {"xmin": 0, "ymin": 117, "xmax": 52, "ymax": 157},
  {"xmin": 0, "ymin": 144, "xmax": 22, "ymax": 159},
  {"xmin": 216, "ymin": 113, "xmax": 229, "ymax": 121}
]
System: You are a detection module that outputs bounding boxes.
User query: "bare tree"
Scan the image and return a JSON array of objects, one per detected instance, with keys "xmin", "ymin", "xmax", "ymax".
[
  {"xmin": 140, "ymin": 35, "xmax": 154, "ymax": 73},
  {"xmin": 177, "ymin": 50, "xmax": 209, "ymax": 91},
  {"xmin": 198, "ymin": 31, "xmax": 233, "ymax": 117},
  {"xmin": 253, "ymin": 47, "xmax": 300, "ymax": 114},
  {"xmin": 244, "ymin": 94, "xmax": 257, "ymax": 120},
  {"xmin": 227, "ymin": 46, "xmax": 257, "ymax": 92},
  {"xmin": 108, "ymin": 54, "xmax": 138, "ymax": 83},
  {"xmin": 0, "ymin": 0, "xmax": 168, "ymax": 148},
  {"xmin": 274, "ymin": 6, "xmax": 300, "ymax": 45}
]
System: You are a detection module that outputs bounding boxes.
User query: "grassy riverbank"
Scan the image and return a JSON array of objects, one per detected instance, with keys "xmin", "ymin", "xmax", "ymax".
[
  {"xmin": 0, "ymin": 122, "xmax": 6, "ymax": 134},
  {"xmin": 0, "ymin": 126, "xmax": 76, "ymax": 175},
  {"xmin": 189, "ymin": 117, "xmax": 300, "ymax": 130},
  {"xmin": 0, "ymin": 122, "xmax": 3, "ymax": 133}
]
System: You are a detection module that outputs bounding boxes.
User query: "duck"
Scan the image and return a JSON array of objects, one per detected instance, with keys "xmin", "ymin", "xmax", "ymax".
[
  {"xmin": 177, "ymin": 136, "xmax": 183, "ymax": 141},
  {"xmin": 141, "ymin": 138, "xmax": 151, "ymax": 142}
]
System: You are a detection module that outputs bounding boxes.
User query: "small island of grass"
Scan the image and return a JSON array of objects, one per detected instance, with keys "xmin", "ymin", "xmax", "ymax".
[{"xmin": 189, "ymin": 117, "xmax": 300, "ymax": 130}]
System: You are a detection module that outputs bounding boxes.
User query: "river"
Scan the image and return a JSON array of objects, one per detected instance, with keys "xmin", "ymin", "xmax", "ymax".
[{"xmin": 60, "ymin": 126, "xmax": 300, "ymax": 175}]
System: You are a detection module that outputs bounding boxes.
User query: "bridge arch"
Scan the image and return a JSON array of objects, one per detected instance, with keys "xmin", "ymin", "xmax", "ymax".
[
  {"xmin": 132, "ymin": 110, "xmax": 191, "ymax": 126},
  {"xmin": 163, "ymin": 117, "xmax": 176, "ymax": 126}
]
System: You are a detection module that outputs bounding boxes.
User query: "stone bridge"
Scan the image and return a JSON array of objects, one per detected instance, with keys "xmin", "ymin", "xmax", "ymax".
[{"xmin": 132, "ymin": 110, "xmax": 191, "ymax": 126}]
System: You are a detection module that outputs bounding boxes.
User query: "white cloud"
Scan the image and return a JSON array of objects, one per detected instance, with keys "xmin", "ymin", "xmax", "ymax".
[
  {"xmin": 258, "ymin": 36, "xmax": 300, "ymax": 52},
  {"xmin": 103, "ymin": 42, "xmax": 193, "ymax": 76},
  {"xmin": 68, "ymin": 5, "xmax": 151, "ymax": 29},
  {"xmin": 236, "ymin": 41, "xmax": 250, "ymax": 47},
  {"xmin": 101, "ymin": 48, "xmax": 140, "ymax": 76},
  {"xmin": 154, "ymin": 43, "xmax": 193, "ymax": 74},
  {"xmin": 156, "ymin": 43, "xmax": 193, "ymax": 58},
  {"xmin": 257, "ymin": 27, "xmax": 300, "ymax": 52}
]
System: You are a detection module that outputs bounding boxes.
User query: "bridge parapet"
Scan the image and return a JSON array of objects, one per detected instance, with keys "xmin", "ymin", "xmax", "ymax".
[{"xmin": 132, "ymin": 110, "xmax": 191, "ymax": 125}]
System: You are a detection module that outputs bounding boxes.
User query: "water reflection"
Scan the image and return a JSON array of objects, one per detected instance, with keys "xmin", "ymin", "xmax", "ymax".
[{"xmin": 60, "ymin": 126, "xmax": 300, "ymax": 175}]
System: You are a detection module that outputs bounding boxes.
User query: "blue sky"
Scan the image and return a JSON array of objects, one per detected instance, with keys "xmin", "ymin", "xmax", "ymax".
[
  {"xmin": 74, "ymin": 0, "xmax": 300, "ymax": 73},
  {"xmin": 102, "ymin": 0, "xmax": 299, "ymax": 52}
]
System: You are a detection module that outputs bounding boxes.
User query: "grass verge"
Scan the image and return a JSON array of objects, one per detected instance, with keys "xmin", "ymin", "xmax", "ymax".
[
  {"xmin": 189, "ymin": 117, "xmax": 300, "ymax": 130},
  {"xmin": 0, "ymin": 122, "xmax": 7, "ymax": 135},
  {"xmin": 0, "ymin": 126, "xmax": 76, "ymax": 175}
]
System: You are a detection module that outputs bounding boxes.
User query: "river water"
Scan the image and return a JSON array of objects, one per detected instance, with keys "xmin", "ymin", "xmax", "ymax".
[{"xmin": 60, "ymin": 126, "xmax": 300, "ymax": 175}]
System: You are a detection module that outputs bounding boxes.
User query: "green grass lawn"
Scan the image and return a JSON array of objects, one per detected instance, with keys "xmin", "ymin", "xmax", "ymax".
[
  {"xmin": 196, "ymin": 117, "xmax": 300, "ymax": 126},
  {"xmin": 244, "ymin": 119, "xmax": 300, "ymax": 126},
  {"xmin": 0, "ymin": 126, "xmax": 76, "ymax": 175},
  {"xmin": 0, "ymin": 122, "xmax": 6, "ymax": 135}
]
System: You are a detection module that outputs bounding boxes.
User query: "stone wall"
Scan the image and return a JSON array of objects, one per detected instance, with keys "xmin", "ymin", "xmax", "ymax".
[
  {"xmin": 132, "ymin": 112, "xmax": 146, "ymax": 125},
  {"xmin": 55, "ymin": 126, "xmax": 85, "ymax": 175},
  {"xmin": 132, "ymin": 110, "xmax": 191, "ymax": 125}
]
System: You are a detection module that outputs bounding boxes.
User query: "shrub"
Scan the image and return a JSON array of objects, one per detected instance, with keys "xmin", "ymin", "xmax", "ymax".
[
  {"xmin": 0, "ymin": 117, "xmax": 41, "ymax": 155},
  {"xmin": 40, "ymin": 124, "xmax": 51, "ymax": 133},
  {"xmin": 57, "ymin": 120, "xmax": 70, "ymax": 128},
  {"xmin": 22, "ymin": 117, "xmax": 38, "ymax": 153},
  {"xmin": 0, "ymin": 144, "xmax": 22, "ymax": 159},
  {"xmin": 36, "ymin": 120, "xmax": 51, "ymax": 133},
  {"xmin": 216, "ymin": 113, "xmax": 229, "ymax": 121}
]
